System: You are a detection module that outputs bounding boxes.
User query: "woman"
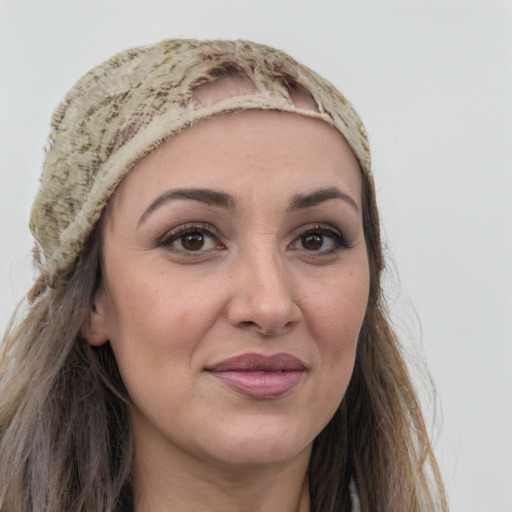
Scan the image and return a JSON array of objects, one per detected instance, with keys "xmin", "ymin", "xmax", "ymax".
[{"xmin": 0, "ymin": 39, "xmax": 447, "ymax": 511}]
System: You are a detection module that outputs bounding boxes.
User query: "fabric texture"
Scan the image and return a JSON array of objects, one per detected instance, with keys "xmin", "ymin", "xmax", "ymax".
[{"xmin": 29, "ymin": 38, "xmax": 371, "ymax": 298}]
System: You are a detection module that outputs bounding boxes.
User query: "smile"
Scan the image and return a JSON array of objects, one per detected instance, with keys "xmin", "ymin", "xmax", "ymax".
[{"xmin": 206, "ymin": 353, "xmax": 306, "ymax": 399}]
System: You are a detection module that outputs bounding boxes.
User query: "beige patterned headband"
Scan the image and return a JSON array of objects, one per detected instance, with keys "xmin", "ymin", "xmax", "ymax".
[{"xmin": 29, "ymin": 38, "xmax": 371, "ymax": 297}]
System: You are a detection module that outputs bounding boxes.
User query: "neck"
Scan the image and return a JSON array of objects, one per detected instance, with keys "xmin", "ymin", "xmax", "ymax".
[{"xmin": 131, "ymin": 437, "xmax": 311, "ymax": 512}]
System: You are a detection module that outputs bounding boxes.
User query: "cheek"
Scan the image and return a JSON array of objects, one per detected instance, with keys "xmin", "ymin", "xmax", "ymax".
[
  {"xmin": 289, "ymin": 266, "xmax": 368, "ymax": 440},
  {"xmin": 103, "ymin": 269, "xmax": 229, "ymax": 422},
  {"xmin": 304, "ymin": 263, "xmax": 369, "ymax": 382},
  {"xmin": 104, "ymin": 263, "xmax": 228, "ymax": 365},
  {"xmin": 310, "ymin": 265, "xmax": 369, "ymax": 335}
]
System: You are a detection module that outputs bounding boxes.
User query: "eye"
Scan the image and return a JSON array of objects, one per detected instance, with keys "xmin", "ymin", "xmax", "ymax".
[
  {"xmin": 156, "ymin": 224, "xmax": 224, "ymax": 254},
  {"xmin": 176, "ymin": 230, "xmax": 213, "ymax": 251},
  {"xmin": 290, "ymin": 225, "xmax": 349, "ymax": 254}
]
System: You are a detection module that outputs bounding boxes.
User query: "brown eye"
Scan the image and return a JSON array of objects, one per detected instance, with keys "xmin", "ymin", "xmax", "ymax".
[
  {"xmin": 158, "ymin": 224, "xmax": 223, "ymax": 254},
  {"xmin": 301, "ymin": 233, "xmax": 323, "ymax": 251},
  {"xmin": 180, "ymin": 232, "xmax": 205, "ymax": 251},
  {"xmin": 289, "ymin": 225, "xmax": 348, "ymax": 254}
]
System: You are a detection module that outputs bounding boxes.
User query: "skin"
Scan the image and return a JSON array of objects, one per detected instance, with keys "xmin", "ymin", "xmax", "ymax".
[{"xmin": 86, "ymin": 109, "xmax": 370, "ymax": 512}]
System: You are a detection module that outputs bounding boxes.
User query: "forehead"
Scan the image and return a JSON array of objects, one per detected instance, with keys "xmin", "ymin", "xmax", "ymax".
[{"xmin": 106, "ymin": 109, "xmax": 363, "ymax": 224}]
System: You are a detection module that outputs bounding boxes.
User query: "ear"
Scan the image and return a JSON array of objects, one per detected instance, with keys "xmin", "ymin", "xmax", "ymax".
[{"xmin": 83, "ymin": 286, "xmax": 110, "ymax": 346}]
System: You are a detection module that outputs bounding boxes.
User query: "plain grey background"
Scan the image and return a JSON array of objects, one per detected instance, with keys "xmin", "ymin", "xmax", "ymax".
[{"xmin": 1, "ymin": 1, "xmax": 511, "ymax": 510}]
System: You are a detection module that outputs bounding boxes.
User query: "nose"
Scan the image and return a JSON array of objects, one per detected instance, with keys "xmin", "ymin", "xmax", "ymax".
[{"xmin": 226, "ymin": 249, "xmax": 303, "ymax": 336}]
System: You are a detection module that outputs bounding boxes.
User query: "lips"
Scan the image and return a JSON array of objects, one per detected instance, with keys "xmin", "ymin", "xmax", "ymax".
[{"xmin": 206, "ymin": 353, "xmax": 306, "ymax": 399}]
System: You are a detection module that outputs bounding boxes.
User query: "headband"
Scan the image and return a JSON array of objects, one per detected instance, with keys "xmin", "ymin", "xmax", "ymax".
[{"xmin": 29, "ymin": 39, "xmax": 371, "ymax": 297}]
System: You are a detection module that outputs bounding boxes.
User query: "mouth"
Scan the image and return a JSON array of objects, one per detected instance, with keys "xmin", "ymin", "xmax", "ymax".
[{"xmin": 205, "ymin": 353, "xmax": 306, "ymax": 399}]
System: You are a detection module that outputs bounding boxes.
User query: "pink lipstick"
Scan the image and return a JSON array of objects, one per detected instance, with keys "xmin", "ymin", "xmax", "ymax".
[{"xmin": 206, "ymin": 353, "xmax": 306, "ymax": 399}]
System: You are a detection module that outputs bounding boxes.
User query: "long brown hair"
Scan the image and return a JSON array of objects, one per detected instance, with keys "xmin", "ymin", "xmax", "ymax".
[
  {"xmin": 0, "ymin": 224, "xmax": 131, "ymax": 511},
  {"xmin": 0, "ymin": 39, "xmax": 448, "ymax": 512}
]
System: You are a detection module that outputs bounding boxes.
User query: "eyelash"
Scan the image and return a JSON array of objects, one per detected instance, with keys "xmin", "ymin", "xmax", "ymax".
[
  {"xmin": 155, "ymin": 222, "xmax": 351, "ymax": 256},
  {"xmin": 155, "ymin": 223, "xmax": 225, "ymax": 255},
  {"xmin": 289, "ymin": 224, "xmax": 351, "ymax": 255}
]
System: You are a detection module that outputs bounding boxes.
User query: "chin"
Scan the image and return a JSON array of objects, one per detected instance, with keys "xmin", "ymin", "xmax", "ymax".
[{"xmin": 200, "ymin": 419, "xmax": 314, "ymax": 469}]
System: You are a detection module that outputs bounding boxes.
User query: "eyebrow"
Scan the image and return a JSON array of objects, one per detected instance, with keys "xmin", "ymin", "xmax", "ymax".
[
  {"xmin": 138, "ymin": 185, "xmax": 359, "ymax": 226},
  {"xmin": 138, "ymin": 188, "xmax": 237, "ymax": 226},
  {"xmin": 288, "ymin": 187, "xmax": 359, "ymax": 213}
]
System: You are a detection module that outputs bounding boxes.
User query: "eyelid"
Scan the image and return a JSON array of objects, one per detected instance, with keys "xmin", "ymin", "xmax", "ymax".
[
  {"xmin": 289, "ymin": 223, "xmax": 351, "ymax": 252},
  {"xmin": 155, "ymin": 222, "xmax": 225, "ymax": 251},
  {"xmin": 153, "ymin": 221, "xmax": 352, "ymax": 256},
  {"xmin": 294, "ymin": 223, "xmax": 343, "ymax": 238}
]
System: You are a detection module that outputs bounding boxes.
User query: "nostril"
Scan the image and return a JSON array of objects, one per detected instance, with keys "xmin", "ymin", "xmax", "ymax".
[
  {"xmin": 235, "ymin": 318, "xmax": 298, "ymax": 337},
  {"xmin": 239, "ymin": 320, "xmax": 258, "ymax": 329}
]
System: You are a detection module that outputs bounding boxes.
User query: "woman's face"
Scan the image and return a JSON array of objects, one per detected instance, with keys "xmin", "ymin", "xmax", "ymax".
[{"xmin": 87, "ymin": 110, "xmax": 369, "ymax": 471}]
